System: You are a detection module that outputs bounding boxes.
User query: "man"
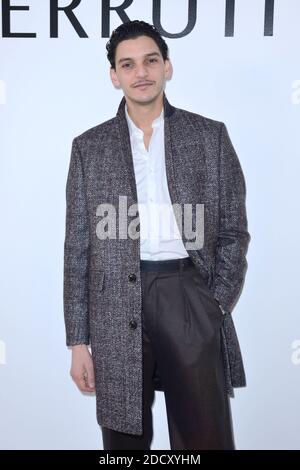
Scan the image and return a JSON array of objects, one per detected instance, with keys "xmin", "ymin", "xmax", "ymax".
[{"xmin": 64, "ymin": 20, "xmax": 250, "ymax": 450}]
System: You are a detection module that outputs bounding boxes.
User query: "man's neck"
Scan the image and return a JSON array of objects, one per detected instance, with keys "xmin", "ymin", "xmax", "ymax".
[{"xmin": 125, "ymin": 94, "xmax": 163, "ymax": 130}]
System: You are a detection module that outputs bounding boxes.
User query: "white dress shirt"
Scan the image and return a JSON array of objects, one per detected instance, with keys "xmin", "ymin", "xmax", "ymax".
[{"xmin": 125, "ymin": 103, "xmax": 189, "ymax": 261}]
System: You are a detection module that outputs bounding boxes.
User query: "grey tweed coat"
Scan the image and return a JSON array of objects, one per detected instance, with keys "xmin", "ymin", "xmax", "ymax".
[{"xmin": 63, "ymin": 91, "xmax": 250, "ymax": 436}]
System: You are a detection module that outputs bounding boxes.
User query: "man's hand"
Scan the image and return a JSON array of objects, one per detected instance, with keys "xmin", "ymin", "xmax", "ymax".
[{"xmin": 70, "ymin": 344, "xmax": 95, "ymax": 393}]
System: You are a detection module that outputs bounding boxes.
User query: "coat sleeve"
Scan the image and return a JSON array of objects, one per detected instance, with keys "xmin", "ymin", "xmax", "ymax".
[
  {"xmin": 63, "ymin": 138, "xmax": 90, "ymax": 346},
  {"xmin": 212, "ymin": 123, "xmax": 250, "ymax": 314}
]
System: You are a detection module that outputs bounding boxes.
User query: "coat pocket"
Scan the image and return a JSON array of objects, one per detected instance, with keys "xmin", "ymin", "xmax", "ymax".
[{"xmin": 88, "ymin": 269, "xmax": 105, "ymax": 292}]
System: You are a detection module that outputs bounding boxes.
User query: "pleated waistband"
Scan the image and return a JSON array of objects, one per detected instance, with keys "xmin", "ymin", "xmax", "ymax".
[{"xmin": 140, "ymin": 256, "xmax": 194, "ymax": 272}]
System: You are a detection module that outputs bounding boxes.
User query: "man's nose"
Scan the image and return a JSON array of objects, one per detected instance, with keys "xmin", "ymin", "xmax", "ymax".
[{"xmin": 135, "ymin": 64, "xmax": 148, "ymax": 78}]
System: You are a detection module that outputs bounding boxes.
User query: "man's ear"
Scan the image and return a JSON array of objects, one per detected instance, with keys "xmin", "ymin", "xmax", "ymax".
[
  {"xmin": 164, "ymin": 59, "xmax": 173, "ymax": 81},
  {"xmin": 110, "ymin": 67, "xmax": 121, "ymax": 89}
]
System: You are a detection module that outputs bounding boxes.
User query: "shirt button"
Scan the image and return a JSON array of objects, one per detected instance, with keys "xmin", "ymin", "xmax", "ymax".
[
  {"xmin": 128, "ymin": 273, "xmax": 136, "ymax": 282},
  {"xmin": 129, "ymin": 320, "xmax": 137, "ymax": 329}
]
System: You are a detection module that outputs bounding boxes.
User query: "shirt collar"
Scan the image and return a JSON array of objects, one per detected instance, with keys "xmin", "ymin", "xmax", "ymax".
[{"xmin": 125, "ymin": 103, "xmax": 164, "ymax": 137}]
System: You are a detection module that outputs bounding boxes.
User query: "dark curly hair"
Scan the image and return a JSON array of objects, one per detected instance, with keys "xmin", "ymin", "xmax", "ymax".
[{"xmin": 106, "ymin": 20, "xmax": 169, "ymax": 70}]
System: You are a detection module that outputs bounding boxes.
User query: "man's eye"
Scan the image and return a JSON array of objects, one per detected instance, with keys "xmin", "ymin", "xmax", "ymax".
[{"xmin": 121, "ymin": 58, "xmax": 157, "ymax": 68}]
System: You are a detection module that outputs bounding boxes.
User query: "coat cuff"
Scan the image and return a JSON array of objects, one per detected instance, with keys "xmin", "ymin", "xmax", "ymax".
[{"xmin": 66, "ymin": 322, "xmax": 90, "ymax": 347}]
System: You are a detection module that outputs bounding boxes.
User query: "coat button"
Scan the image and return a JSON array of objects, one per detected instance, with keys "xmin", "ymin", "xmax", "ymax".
[
  {"xmin": 129, "ymin": 320, "xmax": 137, "ymax": 329},
  {"xmin": 128, "ymin": 273, "xmax": 136, "ymax": 282}
]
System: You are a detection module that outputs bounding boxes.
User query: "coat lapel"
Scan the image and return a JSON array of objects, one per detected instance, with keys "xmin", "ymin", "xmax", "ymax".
[
  {"xmin": 115, "ymin": 91, "xmax": 208, "ymax": 279},
  {"xmin": 115, "ymin": 91, "xmax": 177, "ymax": 206}
]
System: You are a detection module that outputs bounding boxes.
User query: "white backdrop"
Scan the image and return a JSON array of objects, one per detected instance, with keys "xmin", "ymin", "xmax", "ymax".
[{"xmin": 1, "ymin": 0, "xmax": 300, "ymax": 450}]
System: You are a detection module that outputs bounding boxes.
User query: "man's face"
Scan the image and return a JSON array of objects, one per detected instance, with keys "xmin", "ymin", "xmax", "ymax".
[{"xmin": 110, "ymin": 35, "xmax": 172, "ymax": 106}]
